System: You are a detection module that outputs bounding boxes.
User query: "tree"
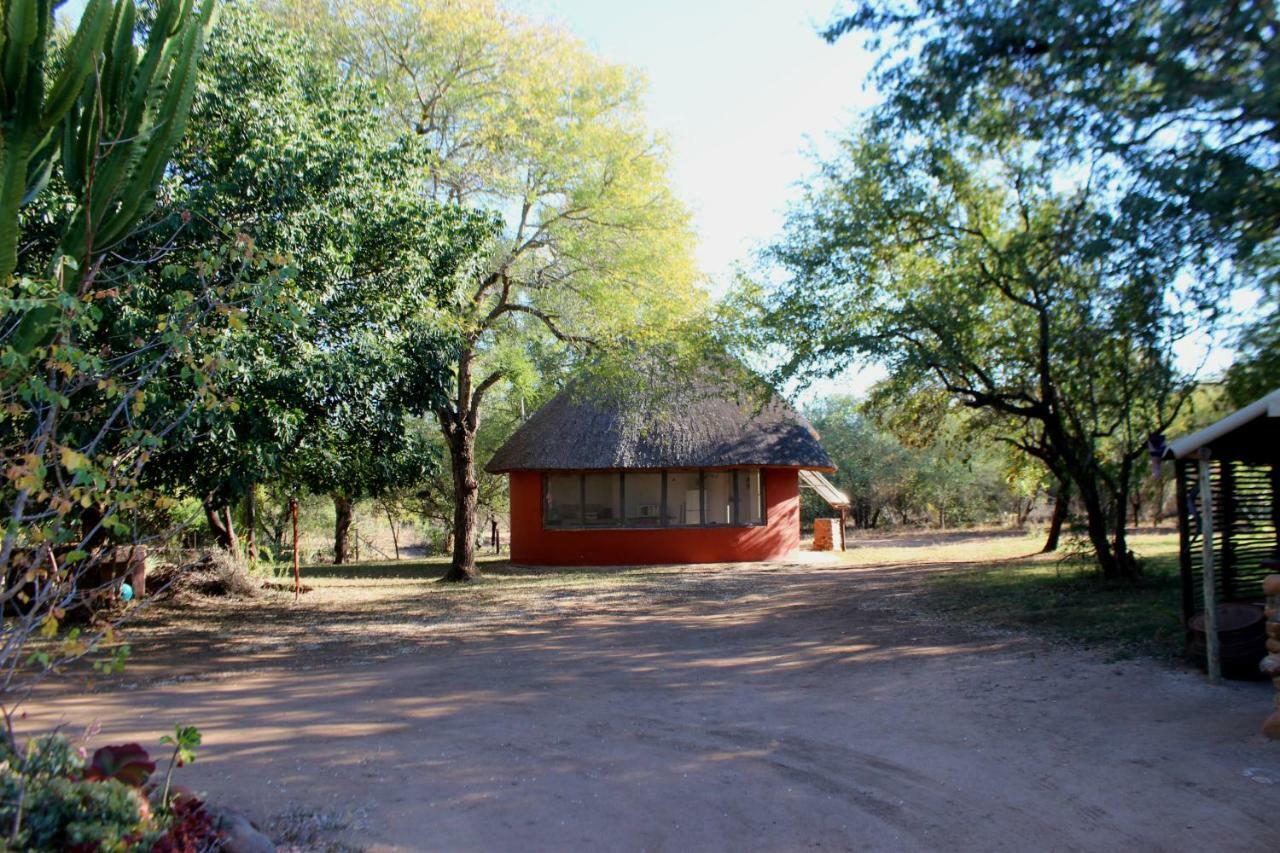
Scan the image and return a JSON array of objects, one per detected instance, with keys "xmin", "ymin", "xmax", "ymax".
[
  {"xmin": 824, "ymin": 1, "xmax": 1278, "ymax": 292},
  {"xmin": 272, "ymin": 0, "xmax": 702, "ymax": 580},
  {"xmin": 808, "ymin": 392, "xmax": 1027, "ymax": 530},
  {"xmin": 136, "ymin": 1, "xmax": 491, "ymax": 553},
  {"xmin": 1224, "ymin": 288, "xmax": 1279, "ymax": 407},
  {"xmin": 765, "ymin": 126, "xmax": 1199, "ymax": 578},
  {"xmin": 0, "ymin": 0, "xmax": 221, "ymax": 716}
]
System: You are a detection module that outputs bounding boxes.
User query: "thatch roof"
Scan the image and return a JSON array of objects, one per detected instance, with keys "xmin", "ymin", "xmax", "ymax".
[{"xmin": 486, "ymin": 376, "xmax": 835, "ymax": 473}]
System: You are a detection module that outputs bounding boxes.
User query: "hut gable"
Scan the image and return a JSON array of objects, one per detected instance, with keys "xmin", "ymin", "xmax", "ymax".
[{"xmin": 486, "ymin": 378, "xmax": 834, "ymax": 473}]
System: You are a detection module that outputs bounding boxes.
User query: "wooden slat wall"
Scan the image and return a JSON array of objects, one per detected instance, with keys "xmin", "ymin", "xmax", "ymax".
[{"xmin": 1180, "ymin": 459, "xmax": 1279, "ymax": 618}]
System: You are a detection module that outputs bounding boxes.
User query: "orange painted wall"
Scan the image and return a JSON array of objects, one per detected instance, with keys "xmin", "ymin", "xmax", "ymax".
[{"xmin": 507, "ymin": 468, "xmax": 800, "ymax": 565}]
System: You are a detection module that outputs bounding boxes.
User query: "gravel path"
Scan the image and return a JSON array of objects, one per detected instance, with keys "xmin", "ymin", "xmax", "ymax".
[{"xmin": 20, "ymin": 553, "xmax": 1279, "ymax": 852}]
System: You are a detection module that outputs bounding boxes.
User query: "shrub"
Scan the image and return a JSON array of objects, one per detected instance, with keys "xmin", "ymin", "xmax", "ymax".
[{"xmin": 0, "ymin": 731, "xmax": 219, "ymax": 851}]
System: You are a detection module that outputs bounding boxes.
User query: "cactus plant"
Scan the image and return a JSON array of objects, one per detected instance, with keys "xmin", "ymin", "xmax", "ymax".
[{"xmin": 1, "ymin": 0, "xmax": 215, "ymax": 352}]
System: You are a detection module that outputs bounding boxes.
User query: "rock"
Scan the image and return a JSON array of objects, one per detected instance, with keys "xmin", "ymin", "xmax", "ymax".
[
  {"xmin": 1263, "ymin": 575, "xmax": 1280, "ymax": 597},
  {"xmin": 1268, "ymin": 639, "xmax": 1280, "ymax": 655},
  {"xmin": 1267, "ymin": 623, "xmax": 1280, "ymax": 641},
  {"xmin": 210, "ymin": 807, "xmax": 275, "ymax": 853},
  {"xmin": 1262, "ymin": 655, "xmax": 1280, "ymax": 677},
  {"xmin": 1274, "ymin": 692, "xmax": 1280, "ymax": 711},
  {"xmin": 1263, "ymin": 710, "xmax": 1280, "ymax": 741}
]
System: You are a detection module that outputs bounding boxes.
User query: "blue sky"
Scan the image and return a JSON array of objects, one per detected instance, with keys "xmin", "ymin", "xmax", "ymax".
[
  {"xmin": 513, "ymin": 0, "xmax": 886, "ymax": 397},
  {"xmin": 515, "ymin": 0, "xmax": 872, "ymax": 294}
]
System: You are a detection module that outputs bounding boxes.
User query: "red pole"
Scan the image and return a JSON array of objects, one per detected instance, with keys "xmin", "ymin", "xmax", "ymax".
[{"xmin": 290, "ymin": 496, "xmax": 301, "ymax": 601}]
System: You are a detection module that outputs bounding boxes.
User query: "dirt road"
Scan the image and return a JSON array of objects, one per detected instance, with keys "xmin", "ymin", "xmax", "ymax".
[{"xmin": 21, "ymin": 556, "xmax": 1280, "ymax": 851}]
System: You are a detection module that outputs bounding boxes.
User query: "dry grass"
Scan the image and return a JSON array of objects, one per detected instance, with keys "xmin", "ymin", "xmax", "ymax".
[
  {"xmin": 904, "ymin": 530, "xmax": 1185, "ymax": 660},
  {"xmin": 90, "ymin": 529, "xmax": 1188, "ymax": 692}
]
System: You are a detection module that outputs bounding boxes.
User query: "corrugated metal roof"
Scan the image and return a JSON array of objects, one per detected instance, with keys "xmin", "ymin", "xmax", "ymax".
[
  {"xmin": 1164, "ymin": 388, "xmax": 1280, "ymax": 460},
  {"xmin": 799, "ymin": 469, "xmax": 850, "ymax": 508}
]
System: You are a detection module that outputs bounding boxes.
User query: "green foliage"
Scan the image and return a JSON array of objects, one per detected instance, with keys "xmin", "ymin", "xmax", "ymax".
[
  {"xmin": 269, "ymin": 0, "xmax": 705, "ymax": 576},
  {"xmin": 807, "ymin": 394, "xmax": 1024, "ymax": 529},
  {"xmin": 139, "ymin": 1, "xmax": 497, "ymax": 525},
  {"xmin": 5, "ymin": 774, "xmax": 148, "ymax": 850},
  {"xmin": 1224, "ymin": 295, "xmax": 1279, "ymax": 406},
  {"xmin": 824, "ymin": 1, "xmax": 1277, "ymax": 291},
  {"xmin": 0, "ymin": 730, "xmax": 213, "ymax": 850},
  {"xmin": 762, "ymin": 106, "xmax": 1201, "ymax": 578},
  {"xmin": 1, "ymin": 0, "xmax": 228, "ymax": 705},
  {"xmin": 823, "ymin": 0, "xmax": 1277, "ymax": 440}
]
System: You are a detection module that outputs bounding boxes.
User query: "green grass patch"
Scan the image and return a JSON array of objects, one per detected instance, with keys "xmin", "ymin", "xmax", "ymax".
[{"xmin": 922, "ymin": 534, "xmax": 1185, "ymax": 661}]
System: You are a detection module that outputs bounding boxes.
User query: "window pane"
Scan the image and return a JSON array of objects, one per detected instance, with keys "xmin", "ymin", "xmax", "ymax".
[
  {"xmin": 735, "ymin": 469, "xmax": 763, "ymax": 525},
  {"xmin": 623, "ymin": 473, "xmax": 662, "ymax": 526},
  {"xmin": 544, "ymin": 475, "xmax": 581, "ymax": 528},
  {"xmin": 705, "ymin": 471, "xmax": 733, "ymax": 525},
  {"xmin": 665, "ymin": 471, "xmax": 701, "ymax": 526},
  {"xmin": 583, "ymin": 474, "xmax": 621, "ymax": 527}
]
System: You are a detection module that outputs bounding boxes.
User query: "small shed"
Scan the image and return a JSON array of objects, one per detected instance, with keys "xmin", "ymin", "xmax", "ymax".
[
  {"xmin": 1163, "ymin": 388, "xmax": 1280, "ymax": 621},
  {"xmin": 486, "ymin": 373, "xmax": 843, "ymax": 566}
]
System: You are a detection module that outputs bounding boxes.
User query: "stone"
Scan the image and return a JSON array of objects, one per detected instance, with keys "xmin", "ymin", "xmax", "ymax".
[
  {"xmin": 1263, "ymin": 575, "xmax": 1280, "ymax": 597},
  {"xmin": 1268, "ymin": 639, "xmax": 1280, "ymax": 655},
  {"xmin": 1261, "ymin": 655, "xmax": 1280, "ymax": 677},
  {"xmin": 1274, "ymin": 692, "xmax": 1280, "ymax": 711},
  {"xmin": 1267, "ymin": 623, "xmax": 1280, "ymax": 641},
  {"xmin": 1263, "ymin": 710, "xmax": 1280, "ymax": 741},
  {"xmin": 210, "ymin": 807, "xmax": 275, "ymax": 853}
]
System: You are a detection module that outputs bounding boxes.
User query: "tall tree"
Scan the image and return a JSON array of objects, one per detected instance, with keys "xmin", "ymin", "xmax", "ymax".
[
  {"xmin": 273, "ymin": 0, "xmax": 703, "ymax": 580},
  {"xmin": 765, "ymin": 128, "xmax": 1198, "ymax": 578},
  {"xmin": 136, "ymin": 1, "xmax": 490, "ymax": 549}
]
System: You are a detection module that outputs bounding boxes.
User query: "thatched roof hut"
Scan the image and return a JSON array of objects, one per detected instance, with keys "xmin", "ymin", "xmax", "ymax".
[{"xmin": 489, "ymin": 371, "xmax": 841, "ymax": 567}]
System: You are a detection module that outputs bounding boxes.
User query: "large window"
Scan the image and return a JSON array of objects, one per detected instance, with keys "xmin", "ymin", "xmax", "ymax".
[
  {"xmin": 624, "ymin": 473, "xmax": 662, "ymax": 527},
  {"xmin": 544, "ymin": 475, "xmax": 582, "ymax": 528},
  {"xmin": 583, "ymin": 474, "xmax": 622, "ymax": 527},
  {"xmin": 542, "ymin": 470, "xmax": 767, "ymax": 530},
  {"xmin": 665, "ymin": 471, "xmax": 701, "ymax": 526},
  {"xmin": 736, "ymin": 469, "xmax": 763, "ymax": 525}
]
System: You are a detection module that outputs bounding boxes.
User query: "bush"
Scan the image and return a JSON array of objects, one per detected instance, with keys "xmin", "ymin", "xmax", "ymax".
[
  {"xmin": 0, "ymin": 732, "xmax": 218, "ymax": 851},
  {"xmin": 149, "ymin": 549, "xmax": 260, "ymax": 600}
]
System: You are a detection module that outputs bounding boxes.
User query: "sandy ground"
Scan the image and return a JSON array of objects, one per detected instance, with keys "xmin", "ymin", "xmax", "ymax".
[{"xmin": 19, "ymin": 543, "xmax": 1280, "ymax": 852}]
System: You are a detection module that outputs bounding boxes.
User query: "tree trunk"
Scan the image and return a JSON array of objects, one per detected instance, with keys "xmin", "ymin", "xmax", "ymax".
[
  {"xmin": 442, "ymin": 428, "xmax": 478, "ymax": 582},
  {"xmin": 386, "ymin": 506, "xmax": 400, "ymax": 560},
  {"xmin": 1042, "ymin": 480, "xmax": 1069, "ymax": 553},
  {"xmin": 333, "ymin": 495, "xmax": 353, "ymax": 565},
  {"xmin": 244, "ymin": 486, "xmax": 258, "ymax": 563},
  {"xmin": 203, "ymin": 496, "xmax": 237, "ymax": 552},
  {"xmin": 1074, "ymin": 474, "xmax": 1138, "ymax": 580}
]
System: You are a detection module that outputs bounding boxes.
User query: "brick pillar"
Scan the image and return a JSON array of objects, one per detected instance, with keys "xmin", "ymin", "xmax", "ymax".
[
  {"xmin": 1263, "ymin": 574, "xmax": 1280, "ymax": 739},
  {"xmin": 813, "ymin": 518, "xmax": 836, "ymax": 551}
]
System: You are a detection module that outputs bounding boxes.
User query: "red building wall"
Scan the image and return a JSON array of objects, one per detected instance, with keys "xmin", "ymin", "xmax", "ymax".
[{"xmin": 507, "ymin": 468, "xmax": 801, "ymax": 565}]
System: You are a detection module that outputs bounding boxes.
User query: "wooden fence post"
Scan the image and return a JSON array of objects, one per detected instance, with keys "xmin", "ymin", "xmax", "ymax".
[{"xmin": 1197, "ymin": 450, "xmax": 1221, "ymax": 685}]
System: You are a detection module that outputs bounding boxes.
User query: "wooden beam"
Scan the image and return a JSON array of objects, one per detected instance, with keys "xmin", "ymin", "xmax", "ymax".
[{"xmin": 1175, "ymin": 459, "xmax": 1195, "ymax": 622}]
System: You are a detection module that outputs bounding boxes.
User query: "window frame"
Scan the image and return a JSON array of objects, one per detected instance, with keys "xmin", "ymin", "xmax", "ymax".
[{"xmin": 540, "ymin": 469, "xmax": 769, "ymax": 531}]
